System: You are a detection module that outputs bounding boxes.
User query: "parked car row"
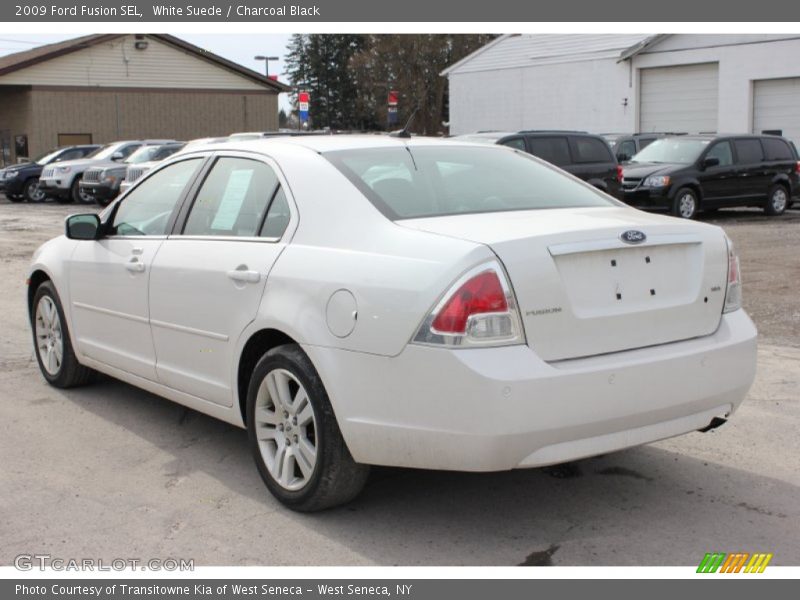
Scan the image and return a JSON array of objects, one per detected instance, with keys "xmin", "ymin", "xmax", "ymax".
[
  {"xmin": 0, "ymin": 145, "xmax": 99, "ymax": 203},
  {"xmin": 455, "ymin": 130, "xmax": 800, "ymax": 219}
]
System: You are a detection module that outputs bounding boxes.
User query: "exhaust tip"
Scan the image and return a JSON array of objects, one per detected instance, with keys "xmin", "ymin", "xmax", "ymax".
[{"xmin": 698, "ymin": 416, "xmax": 728, "ymax": 433}]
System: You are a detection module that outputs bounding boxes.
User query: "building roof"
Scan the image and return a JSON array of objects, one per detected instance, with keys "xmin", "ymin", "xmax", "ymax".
[
  {"xmin": 442, "ymin": 33, "xmax": 661, "ymax": 75},
  {"xmin": 0, "ymin": 34, "xmax": 291, "ymax": 92}
]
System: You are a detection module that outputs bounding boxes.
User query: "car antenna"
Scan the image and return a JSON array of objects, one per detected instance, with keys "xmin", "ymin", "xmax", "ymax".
[{"xmin": 389, "ymin": 107, "xmax": 419, "ymax": 138}]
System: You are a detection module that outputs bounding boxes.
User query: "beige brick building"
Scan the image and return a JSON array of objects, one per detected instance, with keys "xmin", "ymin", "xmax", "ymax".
[{"xmin": 0, "ymin": 34, "xmax": 289, "ymax": 166}]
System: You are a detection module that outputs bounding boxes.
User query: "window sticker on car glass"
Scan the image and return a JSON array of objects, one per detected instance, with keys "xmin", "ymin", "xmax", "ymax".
[{"xmin": 210, "ymin": 169, "xmax": 254, "ymax": 231}]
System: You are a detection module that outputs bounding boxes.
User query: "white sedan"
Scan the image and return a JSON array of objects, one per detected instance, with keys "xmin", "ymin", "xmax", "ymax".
[{"xmin": 27, "ymin": 136, "xmax": 757, "ymax": 511}]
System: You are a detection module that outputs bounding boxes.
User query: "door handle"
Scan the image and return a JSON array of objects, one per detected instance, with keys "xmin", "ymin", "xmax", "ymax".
[
  {"xmin": 125, "ymin": 257, "xmax": 145, "ymax": 273},
  {"xmin": 227, "ymin": 268, "xmax": 261, "ymax": 284}
]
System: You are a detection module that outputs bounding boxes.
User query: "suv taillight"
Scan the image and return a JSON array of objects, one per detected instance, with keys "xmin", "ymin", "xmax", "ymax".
[
  {"xmin": 413, "ymin": 262, "xmax": 524, "ymax": 347},
  {"xmin": 723, "ymin": 237, "xmax": 742, "ymax": 313},
  {"xmin": 616, "ymin": 165, "xmax": 624, "ymax": 183},
  {"xmin": 795, "ymin": 161, "xmax": 800, "ymax": 174}
]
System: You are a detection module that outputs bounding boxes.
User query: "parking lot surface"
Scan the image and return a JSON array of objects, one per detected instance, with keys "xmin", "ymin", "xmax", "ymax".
[{"xmin": 1, "ymin": 199, "xmax": 798, "ymax": 566}]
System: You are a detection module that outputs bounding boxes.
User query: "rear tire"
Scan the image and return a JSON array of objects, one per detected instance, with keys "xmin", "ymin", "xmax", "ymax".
[
  {"xmin": 764, "ymin": 183, "xmax": 788, "ymax": 216},
  {"xmin": 31, "ymin": 281, "xmax": 95, "ymax": 388},
  {"xmin": 246, "ymin": 344, "xmax": 369, "ymax": 511},
  {"xmin": 672, "ymin": 187, "xmax": 699, "ymax": 219}
]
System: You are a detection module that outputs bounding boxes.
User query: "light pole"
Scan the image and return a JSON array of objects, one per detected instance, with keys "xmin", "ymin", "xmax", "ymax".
[{"xmin": 254, "ymin": 55, "xmax": 280, "ymax": 79}]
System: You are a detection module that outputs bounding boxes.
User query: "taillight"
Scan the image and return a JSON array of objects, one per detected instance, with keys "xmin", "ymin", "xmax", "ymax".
[
  {"xmin": 723, "ymin": 236, "xmax": 742, "ymax": 313},
  {"xmin": 616, "ymin": 165, "xmax": 624, "ymax": 183},
  {"xmin": 795, "ymin": 161, "xmax": 800, "ymax": 174},
  {"xmin": 413, "ymin": 262, "xmax": 524, "ymax": 347}
]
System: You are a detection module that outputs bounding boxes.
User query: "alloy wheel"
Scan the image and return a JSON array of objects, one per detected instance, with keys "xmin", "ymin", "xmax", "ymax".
[
  {"xmin": 678, "ymin": 193, "xmax": 696, "ymax": 218},
  {"xmin": 253, "ymin": 368, "xmax": 318, "ymax": 491},
  {"xmin": 35, "ymin": 296, "xmax": 63, "ymax": 375},
  {"xmin": 771, "ymin": 187, "xmax": 788, "ymax": 213}
]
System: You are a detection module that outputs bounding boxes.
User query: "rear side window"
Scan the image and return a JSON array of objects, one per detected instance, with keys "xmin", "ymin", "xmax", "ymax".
[
  {"xmin": 326, "ymin": 145, "xmax": 614, "ymax": 220},
  {"xmin": 762, "ymin": 138, "xmax": 794, "ymax": 161},
  {"xmin": 183, "ymin": 157, "xmax": 279, "ymax": 237},
  {"xmin": 571, "ymin": 137, "xmax": 613, "ymax": 163},
  {"xmin": 734, "ymin": 139, "xmax": 764, "ymax": 164},
  {"xmin": 260, "ymin": 187, "xmax": 291, "ymax": 238},
  {"xmin": 500, "ymin": 137, "xmax": 526, "ymax": 151},
  {"xmin": 526, "ymin": 137, "xmax": 571, "ymax": 166}
]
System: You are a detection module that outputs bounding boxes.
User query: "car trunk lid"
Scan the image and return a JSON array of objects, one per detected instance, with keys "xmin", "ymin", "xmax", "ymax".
[{"xmin": 398, "ymin": 207, "xmax": 728, "ymax": 361}]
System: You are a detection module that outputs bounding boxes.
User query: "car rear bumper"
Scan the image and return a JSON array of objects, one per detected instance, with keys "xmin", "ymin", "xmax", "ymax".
[{"xmin": 306, "ymin": 309, "xmax": 757, "ymax": 471}]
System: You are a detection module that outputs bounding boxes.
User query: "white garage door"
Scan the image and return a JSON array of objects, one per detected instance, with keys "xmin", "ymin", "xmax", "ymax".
[
  {"xmin": 639, "ymin": 63, "xmax": 719, "ymax": 134},
  {"xmin": 753, "ymin": 78, "xmax": 800, "ymax": 146}
]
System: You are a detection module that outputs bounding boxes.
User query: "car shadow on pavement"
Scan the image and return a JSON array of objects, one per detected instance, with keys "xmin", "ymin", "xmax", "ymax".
[{"xmin": 48, "ymin": 372, "xmax": 799, "ymax": 567}]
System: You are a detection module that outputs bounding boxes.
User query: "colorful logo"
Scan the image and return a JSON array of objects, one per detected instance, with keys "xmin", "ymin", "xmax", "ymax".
[{"xmin": 697, "ymin": 552, "xmax": 773, "ymax": 573}]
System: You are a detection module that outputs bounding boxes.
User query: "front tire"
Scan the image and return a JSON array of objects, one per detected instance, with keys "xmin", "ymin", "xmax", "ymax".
[
  {"xmin": 5, "ymin": 193, "xmax": 24, "ymax": 203},
  {"xmin": 31, "ymin": 281, "xmax": 95, "ymax": 388},
  {"xmin": 23, "ymin": 178, "xmax": 46, "ymax": 202},
  {"xmin": 246, "ymin": 344, "xmax": 369, "ymax": 511},
  {"xmin": 764, "ymin": 183, "xmax": 788, "ymax": 216},
  {"xmin": 672, "ymin": 187, "xmax": 699, "ymax": 219},
  {"xmin": 70, "ymin": 177, "xmax": 91, "ymax": 204}
]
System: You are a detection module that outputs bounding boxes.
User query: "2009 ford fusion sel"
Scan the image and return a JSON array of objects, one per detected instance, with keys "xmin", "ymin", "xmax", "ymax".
[{"xmin": 27, "ymin": 136, "xmax": 757, "ymax": 511}]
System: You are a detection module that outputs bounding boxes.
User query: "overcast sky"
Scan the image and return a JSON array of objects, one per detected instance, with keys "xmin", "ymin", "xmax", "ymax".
[{"xmin": 0, "ymin": 34, "xmax": 294, "ymax": 109}]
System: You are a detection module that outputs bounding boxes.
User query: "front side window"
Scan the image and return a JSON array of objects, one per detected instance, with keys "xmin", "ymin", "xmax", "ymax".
[
  {"xmin": 706, "ymin": 141, "xmax": 733, "ymax": 167},
  {"xmin": 183, "ymin": 157, "xmax": 279, "ymax": 237},
  {"xmin": 501, "ymin": 138, "xmax": 526, "ymax": 151},
  {"xmin": 111, "ymin": 158, "xmax": 202, "ymax": 236},
  {"xmin": 326, "ymin": 145, "xmax": 615, "ymax": 220},
  {"xmin": 618, "ymin": 140, "xmax": 637, "ymax": 161}
]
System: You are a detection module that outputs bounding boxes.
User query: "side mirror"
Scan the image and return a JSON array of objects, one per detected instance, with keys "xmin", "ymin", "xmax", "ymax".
[
  {"xmin": 702, "ymin": 156, "xmax": 720, "ymax": 168},
  {"xmin": 65, "ymin": 214, "xmax": 101, "ymax": 240},
  {"xmin": 111, "ymin": 152, "xmax": 124, "ymax": 161},
  {"xmin": 617, "ymin": 152, "xmax": 630, "ymax": 162}
]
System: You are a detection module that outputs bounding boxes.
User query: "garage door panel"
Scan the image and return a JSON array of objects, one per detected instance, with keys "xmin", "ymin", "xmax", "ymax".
[
  {"xmin": 754, "ymin": 78, "xmax": 800, "ymax": 144},
  {"xmin": 640, "ymin": 63, "xmax": 719, "ymax": 134}
]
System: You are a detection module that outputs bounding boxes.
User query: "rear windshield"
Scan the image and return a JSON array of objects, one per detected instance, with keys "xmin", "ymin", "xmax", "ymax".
[{"xmin": 325, "ymin": 145, "xmax": 615, "ymax": 220}]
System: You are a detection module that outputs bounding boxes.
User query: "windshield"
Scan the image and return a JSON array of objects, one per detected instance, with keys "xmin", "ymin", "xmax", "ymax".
[
  {"xmin": 631, "ymin": 138, "xmax": 710, "ymax": 164},
  {"xmin": 325, "ymin": 145, "xmax": 615, "ymax": 220},
  {"xmin": 84, "ymin": 144, "xmax": 114, "ymax": 159},
  {"xmin": 34, "ymin": 149, "xmax": 64, "ymax": 165},
  {"xmin": 125, "ymin": 145, "xmax": 183, "ymax": 164}
]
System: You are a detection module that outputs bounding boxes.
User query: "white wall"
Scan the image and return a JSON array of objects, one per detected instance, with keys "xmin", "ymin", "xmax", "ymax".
[
  {"xmin": 633, "ymin": 35, "xmax": 800, "ymax": 136},
  {"xmin": 447, "ymin": 34, "xmax": 800, "ymax": 139},
  {"xmin": 449, "ymin": 58, "xmax": 633, "ymax": 135}
]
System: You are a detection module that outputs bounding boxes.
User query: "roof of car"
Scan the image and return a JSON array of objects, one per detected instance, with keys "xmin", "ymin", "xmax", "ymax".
[{"xmin": 182, "ymin": 134, "xmax": 495, "ymax": 155}]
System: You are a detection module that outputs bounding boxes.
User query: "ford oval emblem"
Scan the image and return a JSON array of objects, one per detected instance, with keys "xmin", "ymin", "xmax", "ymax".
[{"xmin": 620, "ymin": 230, "xmax": 646, "ymax": 244}]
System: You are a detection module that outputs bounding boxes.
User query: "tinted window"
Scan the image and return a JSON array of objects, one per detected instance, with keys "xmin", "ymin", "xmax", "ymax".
[
  {"xmin": 734, "ymin": 139, "xmax": 764, "ymax": 164},
  {"xmin": 117, "ymin": 144, "xmax": 142, "ymax": 159},
  {"xmin": 762, "ymin": 138, "xmax": 794, "ymax": 161},
  {"xmin": 326, "ymin": 146, "xmax": 614, "ymax": 220},
  {"xmin": 501, "ymin": 137, "xmax": 526, "ymax": 151},
  {"xmin": 58, "ymin": 149, "xmax": 85, "ymax": 161},
  {"xmin": 617, "ymin": 140, "xmax": 637, "ymax": 161},
  {"xmin": 112, "ymin": 159, "xmax": 202, "ymax": 236},
  {"xmin": 706, "ymin": 141, "xmax": 733, "ymax": 167},
  {"xmin": 572, "ymin": 137, "xmax": 613, "ymax": 163},
  {"xmin": 260, "ymin": 187, "xmax": 291, "ymax": 239},
  {"xmin": 183, "ymin": 157, "xmax": 279, "ymax": 237},
  {"xmin": 526, "ymin": 137, "xmax": 571, "ymax": 166}
]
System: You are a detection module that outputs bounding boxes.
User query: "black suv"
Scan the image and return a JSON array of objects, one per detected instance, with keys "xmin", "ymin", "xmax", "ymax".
[
  {"xmin": 621, "ymin": 134, "xmax": 800, "ymax": 219},
  {"xmin": 0, "ymin": 145, "xmax": 99, "ymax": 203},
  {"xmin": 457, "ymin": 131, "xmax": 622, "ymax": 198}
]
